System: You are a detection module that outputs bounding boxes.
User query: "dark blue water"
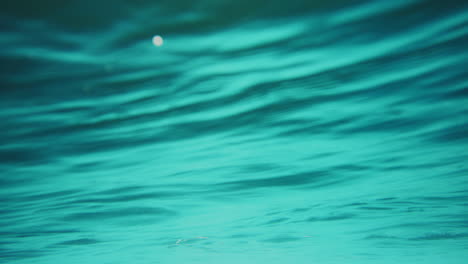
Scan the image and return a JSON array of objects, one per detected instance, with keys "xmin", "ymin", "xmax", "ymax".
[{"xmin": 1, "ymin": 0, "xmax": 468, "ymax": 263}]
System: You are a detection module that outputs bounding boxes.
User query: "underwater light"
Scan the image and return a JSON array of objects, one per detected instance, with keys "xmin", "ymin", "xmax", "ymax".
[{"xmin": 152, "ymin": 35, "xmax": 164, "ymax": 47}]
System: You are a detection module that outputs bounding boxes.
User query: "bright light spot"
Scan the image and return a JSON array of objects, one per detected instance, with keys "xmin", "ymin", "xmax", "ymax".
[{"xmin": 152, "ymin": 35, "xmax": 163, "ymax": 47}]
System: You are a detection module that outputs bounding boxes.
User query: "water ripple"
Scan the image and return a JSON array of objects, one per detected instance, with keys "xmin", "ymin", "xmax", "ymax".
[{"xmin": 1, "ymin": 0, "xmax": 468, "ymax": 263}]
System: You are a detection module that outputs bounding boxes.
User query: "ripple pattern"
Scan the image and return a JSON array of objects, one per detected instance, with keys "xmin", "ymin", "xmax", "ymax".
[{"xmin": 1, "ymin": 0, "xmax": 468, "ymax": 263}]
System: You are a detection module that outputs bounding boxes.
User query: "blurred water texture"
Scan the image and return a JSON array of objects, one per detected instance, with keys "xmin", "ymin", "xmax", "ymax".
[{"xmin": 1, "ymin": 0, "xmax": 468, "ymax": 263}]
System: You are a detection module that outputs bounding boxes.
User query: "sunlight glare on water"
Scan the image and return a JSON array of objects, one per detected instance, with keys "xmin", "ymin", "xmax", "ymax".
[{"xmin": 152, "ymin": 35, "xmax": 164, "ymax": 47}]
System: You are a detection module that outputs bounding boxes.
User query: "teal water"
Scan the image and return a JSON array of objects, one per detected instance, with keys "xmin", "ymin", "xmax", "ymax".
[{"xmin": 1, "ymin": 0, "xmax": 468, "ymax": 263}]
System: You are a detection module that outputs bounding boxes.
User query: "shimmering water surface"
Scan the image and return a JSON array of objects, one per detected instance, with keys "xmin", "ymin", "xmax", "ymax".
[{"xmin": 1, "ymin": 0, "xmax": 468, "ymax": 263}]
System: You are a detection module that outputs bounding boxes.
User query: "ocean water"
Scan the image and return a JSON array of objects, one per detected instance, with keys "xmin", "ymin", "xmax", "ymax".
[{"xmin": 1, "ymin": 0, "xmax": 468, "ymax": 263}]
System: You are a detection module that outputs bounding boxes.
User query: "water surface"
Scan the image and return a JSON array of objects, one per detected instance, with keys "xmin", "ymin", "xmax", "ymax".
[{"xmin": 1, "ymin": 0, "xmax": 468, "ymax": 263}]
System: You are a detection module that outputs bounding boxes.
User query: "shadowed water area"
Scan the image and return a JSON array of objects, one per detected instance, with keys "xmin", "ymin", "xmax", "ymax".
[{"xmin": 1, "ymin": 0, "xmax": 468, "ymax": 263}]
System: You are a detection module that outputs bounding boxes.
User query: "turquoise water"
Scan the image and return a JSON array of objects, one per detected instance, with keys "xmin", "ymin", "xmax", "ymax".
[{"xmin": 1, "ymin": 0, "xmax": 468, "ymax": 263}]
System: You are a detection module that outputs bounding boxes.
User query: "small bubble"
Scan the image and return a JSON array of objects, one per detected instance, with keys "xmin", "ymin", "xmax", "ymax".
[{"xmin": 152, "ymin": 35, "xmax": 163, "ymax": 47}]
